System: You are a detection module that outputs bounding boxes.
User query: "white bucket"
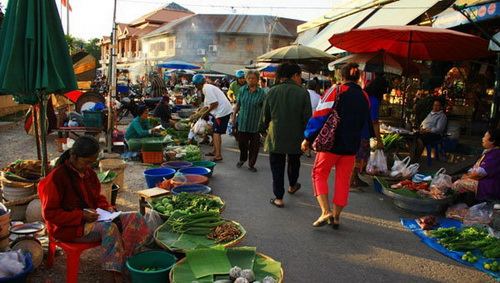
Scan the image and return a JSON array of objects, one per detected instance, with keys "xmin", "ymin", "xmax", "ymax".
[{"xmin": 99, "ymin": 159, "xmax": 127, "ymax": 192}]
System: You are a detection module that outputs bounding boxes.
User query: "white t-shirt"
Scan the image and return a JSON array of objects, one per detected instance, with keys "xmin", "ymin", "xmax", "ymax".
[
  {"xmin": 203, "ymin": 84, "xmax": 233, "ymax": 118},
  {"xmin": 308, "ymin": 89, "xmax": 321, "ymax": 113}
]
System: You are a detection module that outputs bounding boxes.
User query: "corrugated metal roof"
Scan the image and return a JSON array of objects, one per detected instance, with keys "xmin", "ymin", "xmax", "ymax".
[{"xmin": 144, "ymin": 14, "xmax": 303, "ymax": 38}]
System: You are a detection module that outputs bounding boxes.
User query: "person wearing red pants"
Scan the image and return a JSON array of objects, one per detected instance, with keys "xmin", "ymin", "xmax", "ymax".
[{"xmin": 302, "ymin": 62, "xmax": 370, "ymax": 229}]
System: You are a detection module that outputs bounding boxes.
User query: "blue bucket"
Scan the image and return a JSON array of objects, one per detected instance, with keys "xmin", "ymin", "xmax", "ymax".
[
  {"xmin": 171, "ymin": 184, "xmax": 212, "ymax": 194},
  {"xmin": 161, "ymin": 161, "xmax": 193, "ymax": 171},
  {"xmin": 126, "ymin": 250, "xmax": 176, "ymax": 283},
  {"xmin": 143, "ymin": 168, "xmax": 176, "ymax": 188},
  {"xmin": 177, "ymin": 167, "xmax": 211, "ymax": 178},
  {"xmin": 0, "ymin": 253, "xmax": 33, "ymax": 283},
  {"xmin": 373, "ymin": 179, "xmax": 382, "ymax": 193}
]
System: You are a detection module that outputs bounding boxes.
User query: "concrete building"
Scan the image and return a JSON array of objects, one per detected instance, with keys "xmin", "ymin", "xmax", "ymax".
[{"xmin": 98, "ymin": 3, "xmax": 303, "ymax": 78}]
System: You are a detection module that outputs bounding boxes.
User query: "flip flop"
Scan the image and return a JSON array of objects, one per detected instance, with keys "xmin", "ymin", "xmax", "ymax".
[
  {"xmin": 270, "ymin": 198, "xmax": 284, "ymax": 208},
  {"xmin": 204, "ymin": 152, "xmax": 215, "ymax": 156},
  {"xmin": 209, "ymin": 157, "xmax": 223, "ymax": 162},
  {"xmin": 288, "ymin": 183, "xmax": 301, "ymax": 194}
]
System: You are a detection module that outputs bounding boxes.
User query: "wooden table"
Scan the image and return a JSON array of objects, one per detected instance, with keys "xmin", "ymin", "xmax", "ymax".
[
  {"xmin": 54, "ymin": 126, "xmax": 105, "ymax": 138},
  {"xmin": 137, "ymin": 187, "xmax": 170, "ymax": 215}
]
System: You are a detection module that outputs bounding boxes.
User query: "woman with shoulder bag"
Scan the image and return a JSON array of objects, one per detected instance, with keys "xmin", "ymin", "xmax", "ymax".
[{"xmin": 302, "ymin": 62, "xmax": 370, "ymax": 229}]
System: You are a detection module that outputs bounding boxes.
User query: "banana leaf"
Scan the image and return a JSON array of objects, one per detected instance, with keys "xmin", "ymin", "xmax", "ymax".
[
  {"xmin": 96, "ymin": 170, "xmax": 117, "ymax": 183},
  {"xmin": 186, "ymin": 246, "xmax": 231, "ymax": 279}
]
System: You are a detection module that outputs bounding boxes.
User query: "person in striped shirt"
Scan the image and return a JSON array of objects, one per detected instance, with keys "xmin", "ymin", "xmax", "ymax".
[{"xmin": 232, "ymin": 70, "xmax": 266, "ymax": 172}]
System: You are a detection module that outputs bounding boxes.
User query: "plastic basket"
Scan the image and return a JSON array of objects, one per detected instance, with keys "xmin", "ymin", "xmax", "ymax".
[
  {"xmin": 82, "ymin": 110, "xmax": 103, "ymax": 127},
  {"xmin": 143, "ymin": 167, "xmax": 175, "ymax": 188},
  {"xmin": 126, "ymin": 250, "xmax": 176, "ymax": 283},
  {"xmin": 177, "ymin": 167, "xmax": 211, "ymax": 178},
  {"xmin": 142, "ymin": 150, "xmax": 164, "ymax": 164}
]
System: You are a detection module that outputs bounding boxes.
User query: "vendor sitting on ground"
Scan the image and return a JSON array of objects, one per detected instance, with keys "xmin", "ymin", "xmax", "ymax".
[
  {"xmin": 153, "ymin": 96, "xmax": 176, "ymax": 128},
  {"xmin": 39, "ymin": 136, "xmax": 150, "ymax": 283},
  {"xmin": 125, "ymin": 105, "xmax": 159, "ymax": 141},
  {"xmin": 411, "ymin": 99, "xmax": 447, "ymax": 162},
  {"xmin": 452, "ymin": 128, "xmax": 500, "ymax": 205}
]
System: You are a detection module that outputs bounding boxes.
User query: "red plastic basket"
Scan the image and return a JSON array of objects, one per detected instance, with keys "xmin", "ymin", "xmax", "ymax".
[{"xmin": 142, "ymin": 150, "xmax": 164, "ymax": 164}]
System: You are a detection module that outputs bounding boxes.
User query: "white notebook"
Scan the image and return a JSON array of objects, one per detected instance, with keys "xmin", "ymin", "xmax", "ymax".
[{"xmin": 96, "ymin": 208, "xmax": 121, "ymax": 222}]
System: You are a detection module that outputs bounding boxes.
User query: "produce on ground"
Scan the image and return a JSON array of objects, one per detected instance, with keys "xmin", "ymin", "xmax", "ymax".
[
  {"xmin": 207, "ymin": 223, "xmax": 242, "ymax": 243},
  {"xmin": 417, "ymin": 215, "xmax": 440, "ymax": 230},
  {"xmin": 150, "ymin": 192, "xmax": 224, "ymax": 216},
  {"xmin": 431, "ymin": 227, "xmax": 500, "ymax": 259},
  {"xmin": 164, "ymin": 145, "xmax": 202, "ymax": 162}
]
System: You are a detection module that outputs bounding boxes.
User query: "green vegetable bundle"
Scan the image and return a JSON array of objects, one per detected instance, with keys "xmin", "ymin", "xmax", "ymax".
[
  {"xmin": 382, "ymin": 133, "xmax": 404, "ymax": 153},
  {"xmin": 167, "ymin": 211, "xmax": 225, "ymax": 235},
  {"xmin": 431, "ymin": 227, "xmax": 500, "ymax": 258},
  {"xmin": 150, "ymin": 192, "xmax": 224, "ymax": 217}
]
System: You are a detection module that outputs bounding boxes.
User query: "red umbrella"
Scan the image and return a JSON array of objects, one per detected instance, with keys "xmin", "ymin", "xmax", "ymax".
[
  {"xmin": 64, "ymin": 90, "xmax": 83, "ymax": 102},
  {"xmin": 328, "ymin": 25, "xmax": 491, "ymax": 62}
]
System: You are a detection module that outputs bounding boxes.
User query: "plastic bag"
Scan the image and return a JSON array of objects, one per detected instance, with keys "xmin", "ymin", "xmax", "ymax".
[
  {"xmin": 366, "ymin": 150, "xmax": 388, "ymax": 175},
  {"xmin": 389, "ymin": 155, "xmax": 410, "ymax": 177},
  {"xmin": 430, "ymin": 168, "xmax": 453, "ymax": 190},
  {"xmin": 192, "ymin": 118, "xmax": 208, "ymax": 135},
  {"xmin": 402, "ymin": 163, "xmax": 419, "ymax": 178},
  {"xmin": 463, "ymin": 202, "xmax": 492, "ymax": 226},
  {"xmin": 446, "ymin": 203, "xmax": 469, "ymax": 221},
  {"xmin": 0, "ymin": 250, "xmax": 26, "ymax": 278}
]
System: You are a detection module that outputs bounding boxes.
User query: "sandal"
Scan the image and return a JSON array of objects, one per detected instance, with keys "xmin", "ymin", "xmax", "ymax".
[
  {"xmin": 288, "ymin": 183, "xmax": 301, "ymax": 194},
  {"xmin": 204, "ymin": 152, "xmax": 215, "ymax": 156},
  {"xmin": 209, "ymin": 157, "xmax": 223, "ymax": 162},
  {"xmin": 312, "ymin": 215, "xmax": 333, "ymax": 227},
  {"xmin": 248, "ymin": 167, "xmax": 257, "ymax": 172},
  {"xmin": 270, "ymin": 198, "xmax": 284, "ymax": 208}
]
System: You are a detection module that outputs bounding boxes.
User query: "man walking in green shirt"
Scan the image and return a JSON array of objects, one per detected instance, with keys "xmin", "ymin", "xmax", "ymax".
[{"xmin": 260, "ymin": 64, "xmax": 312, "ymax": 207}]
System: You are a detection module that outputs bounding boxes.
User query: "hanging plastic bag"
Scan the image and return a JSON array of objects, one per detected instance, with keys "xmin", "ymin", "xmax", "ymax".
[
  {"xmin": 430, "ymin": 167, "xmax": 453, "ymax": 190},
  {"xmin": 366, "ymin": 150, "xmax": 388, "ymax": 175},
  {"xmin": 192, "ymin": 118, "xmax": 208, "ymax": 135},
  {"xmin": 402, "ymin": 163, "xmax": 420, "ymax": 178},
  {"xmin": 389, "ymin": 155, "xmax": 410, "ymax": 177}
]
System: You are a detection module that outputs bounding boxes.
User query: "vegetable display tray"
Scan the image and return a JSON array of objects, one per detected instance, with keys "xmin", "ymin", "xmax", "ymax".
[{"xmin": 381, "ymin": 186, "xmax": 456, "ymax": 213}]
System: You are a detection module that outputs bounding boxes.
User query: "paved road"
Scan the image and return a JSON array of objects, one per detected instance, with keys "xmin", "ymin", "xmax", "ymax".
[{"xmin": 205, "ymin": 136, "xmax": 491, "ymax": 282}]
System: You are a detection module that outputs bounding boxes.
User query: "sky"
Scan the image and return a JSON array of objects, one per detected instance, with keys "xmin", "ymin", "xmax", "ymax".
[{"xmin": 2, "ymin": 0, "xmax": 350, "ymax": 40}]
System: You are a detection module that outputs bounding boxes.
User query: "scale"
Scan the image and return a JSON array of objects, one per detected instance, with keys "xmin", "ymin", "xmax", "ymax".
[{"xmin": 9, "ymin": 222, "xmax": 45, "ymax": 268}]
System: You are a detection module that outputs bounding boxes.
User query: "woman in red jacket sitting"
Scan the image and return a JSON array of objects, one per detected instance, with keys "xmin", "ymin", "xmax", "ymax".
[{"xmin": 39, "ymin": 136, "xmax": 150, "ymax": 283}]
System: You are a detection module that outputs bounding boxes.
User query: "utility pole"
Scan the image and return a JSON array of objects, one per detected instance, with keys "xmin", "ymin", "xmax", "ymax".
[
  {"xmin": 266, "ymin": 17, "xmax": 279, "ymax": 52},
  {"xmin": 107, "ymin": 0, "xmax": 118, "ymax": 152}
]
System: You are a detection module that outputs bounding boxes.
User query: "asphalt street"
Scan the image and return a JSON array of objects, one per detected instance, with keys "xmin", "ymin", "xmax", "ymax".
[{"xmin": 205, "ymin": 136, "xmax": 492, "ymax": 282}]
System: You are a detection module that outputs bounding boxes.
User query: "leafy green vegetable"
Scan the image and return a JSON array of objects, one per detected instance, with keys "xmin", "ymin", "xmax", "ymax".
[
  {"xmin": 150, "ymin": 192, "xmax": 224, "ymax": 216},
  {"xmin": 96, "ymin": 170, "xmax": 117, "ymax": 183},
  {"xmin": 382, "ymin": 133, "xmax": 405, "ymax": 153}
]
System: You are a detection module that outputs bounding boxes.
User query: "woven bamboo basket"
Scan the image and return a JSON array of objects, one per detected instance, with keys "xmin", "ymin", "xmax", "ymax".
[
  {"xmin": 154, "ymin": 218, "xmax": 245, "ymax": 253},
  {"xmin": 168, "ymin": 252, "xmax": 284, "ymax": 283}
]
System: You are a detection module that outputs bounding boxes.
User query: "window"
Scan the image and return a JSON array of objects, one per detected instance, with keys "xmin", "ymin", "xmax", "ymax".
[
  {"xmin": 158, "ymin": 42, "xmax": 166, "ymax": 51},
  {"xmin": 228, "ymin": 37, "xmax": 236, "ymax": 50},
  {"xmin": 168, "ymin": 39, "xmax": 174, "ymax": 50},
  {"xmin": 246, "ymin": 38, "xmax": 254, "ymax": 52}
]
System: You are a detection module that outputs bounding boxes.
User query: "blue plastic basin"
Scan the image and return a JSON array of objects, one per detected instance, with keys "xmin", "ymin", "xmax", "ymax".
[
  {"xmin": 143, "ymin": 168, "xmax": 176, "ymax": 188},
  {"xmin": 177, "ymin": 167, "xmax": 211, "ymax": 178},
  {"xmin": 171, "ymin": 184, "xmax": 212, "ymax": 194}
]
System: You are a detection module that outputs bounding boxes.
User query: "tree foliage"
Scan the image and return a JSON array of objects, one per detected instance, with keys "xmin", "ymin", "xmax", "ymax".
[{"xmin": 84, "ymin": 38, "xmax": 101, "ymax": 67}]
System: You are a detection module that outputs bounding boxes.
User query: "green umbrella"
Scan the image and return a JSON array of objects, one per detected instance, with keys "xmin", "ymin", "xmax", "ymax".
[
  {"xmin": 257, "ymin": 44, "xmax": 335, "ymax": 64},
  {"xmin": 0, "ymin": 0, "xmax": 78, "ymax": 175}
]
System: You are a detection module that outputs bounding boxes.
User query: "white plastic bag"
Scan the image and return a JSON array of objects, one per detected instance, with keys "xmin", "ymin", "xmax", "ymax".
[
  {"xmin": 366, "ymin": 150, "xmax": 388, "ymax": 175},
  {"xmin": 192, "ymin": 119, "xmax": 208, "ymax": 135},
  {"xmin": 0, "ymin": 250, "xmax": 26, "ymax": 278},
  {"xmin": 463, "ymin": 202, "xmax": 492, "ymax": 225},
  {"xmin": 402, "ymin": 163, "xmax": 420, "ymax": 178},
  {"xmin": 430, "ymin": 167, "xmax": 453, "ymax": 190},
  {"xmin": 389, "ymin": 155, "xmax": 410, "ymax": 177}
]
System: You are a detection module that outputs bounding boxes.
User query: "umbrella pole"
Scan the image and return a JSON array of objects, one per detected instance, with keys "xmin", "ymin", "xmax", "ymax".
[
  {"xmin": 38, "ymin": 90, "xmax": 49, "ymax": 176},
  {"xmin": 401, "ymin": 32, "xmax": 413, "ymax": 127},
  {"xmin": 33, "ymin": 106, "xmax": 41, "ymax": 161}
]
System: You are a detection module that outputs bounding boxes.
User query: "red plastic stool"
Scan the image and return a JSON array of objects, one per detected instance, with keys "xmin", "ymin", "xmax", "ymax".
[{"xmin": 46, "ymin": 237, "xmax": 101, "ymax": 283}]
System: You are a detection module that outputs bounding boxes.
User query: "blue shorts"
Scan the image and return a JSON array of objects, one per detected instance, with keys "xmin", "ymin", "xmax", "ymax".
[{"xmin": 213, "ymin": 114, "xmax": 231, "ymax": 134}]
